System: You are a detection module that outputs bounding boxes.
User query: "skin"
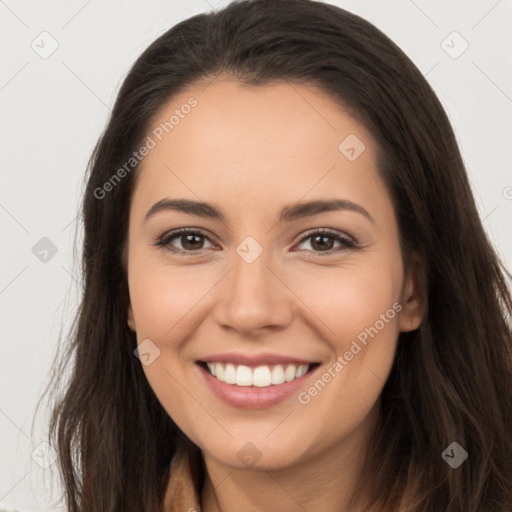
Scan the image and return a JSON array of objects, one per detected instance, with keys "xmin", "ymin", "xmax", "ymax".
[{"xmin": 126, "ymin": 78, "xmax": 426, "ymax": 512}]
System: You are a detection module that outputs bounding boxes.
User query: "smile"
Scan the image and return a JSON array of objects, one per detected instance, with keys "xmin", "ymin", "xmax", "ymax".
[
  {"xmin": 205, "ymin": 362, "xmax": 311, "ymax": 387},
  {"xmin": 196, "ymin": 358, "xmax": 321, "ymax": 409}
]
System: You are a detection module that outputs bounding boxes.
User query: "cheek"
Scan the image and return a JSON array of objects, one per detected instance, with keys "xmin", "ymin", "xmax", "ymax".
[
  {"xmin": 288, "ymin": 256, "xmax": 402, "ymax": 417},
  {"xmin": 128, "ymin": 254, "xmax": 219, "ymax": 340},
  {"xmin": 127, "ymin": 256, "xmax": 212, "ymax": 432},
  {"xmin": 329, "ymin": 272, "xmax": 400, "ymax": 347},
  {"xmin": 291, "ymin": 255, "xmax": 403, "ymax": 347}
]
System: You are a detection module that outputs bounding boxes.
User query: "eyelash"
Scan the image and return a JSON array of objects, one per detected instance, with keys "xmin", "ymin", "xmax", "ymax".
[{"xmin": 154, "ymin": 228, "xmax": 359, "ymax": 257}]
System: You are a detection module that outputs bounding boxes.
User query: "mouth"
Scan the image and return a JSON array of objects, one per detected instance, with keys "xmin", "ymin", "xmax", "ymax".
[
  {"xmin": 197, "ymin": 361, "xmax": 320, "ymax": 387},
  {"xmin": 195, "ymin": 359, "xmax": 322, "ymax": 410}
]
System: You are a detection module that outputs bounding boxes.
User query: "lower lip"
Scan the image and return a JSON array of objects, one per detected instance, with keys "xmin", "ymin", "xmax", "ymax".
[{"xmin": 196, "ymin": 362, "xmax": 319, "ymax": 410}]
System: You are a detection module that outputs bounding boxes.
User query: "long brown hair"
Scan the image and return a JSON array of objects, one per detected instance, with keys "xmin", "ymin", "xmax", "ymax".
[{"xmin": 38, "ymin": 0, "xmax": 512, "ymax": 510}]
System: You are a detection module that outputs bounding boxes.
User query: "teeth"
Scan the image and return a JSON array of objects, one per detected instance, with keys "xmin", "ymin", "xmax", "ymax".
[
  {"xmin": 224, "ymin": 364, "xmax": 236, "ymax": 384},
  {"xmin": 284, "ymin": 365, "xmax": 296, "ymax": 382},
  {"xmin": 296, "ymin": 365, "xmax": 308, "ymax": 378},
  {"xmin": 236, "ymin": 365, "xmax": 253, "ymax": 386},
  {"xmin": 271, "ymin": 365, "xmax": 286, "ymax": 384},
  {"xmin": 207, "ymin": 362, "xmax": 216, "ymax": 377},
  {"xmin": 205, "ymin": 363, "xmax": 310, "ymax": 387},
  {"xmin": 252, "ymin": 366, "xmax": 271, "ymax": 387}
]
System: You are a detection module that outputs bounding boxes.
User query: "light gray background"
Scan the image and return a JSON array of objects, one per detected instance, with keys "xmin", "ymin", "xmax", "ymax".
[{"xmin": 1, "ymin": 0, "xmax": 511, "ymax": 510}]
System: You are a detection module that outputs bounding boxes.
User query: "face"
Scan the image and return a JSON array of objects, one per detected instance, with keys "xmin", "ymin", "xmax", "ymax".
[{"xmin": 126, "ymin": 79, "xmax": 425, "ymax": 471}]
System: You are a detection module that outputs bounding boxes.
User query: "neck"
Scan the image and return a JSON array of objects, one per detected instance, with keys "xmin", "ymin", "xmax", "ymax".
[{"xmin": 200, "ymin": 404, "xmax": 380, "ymax": 512}]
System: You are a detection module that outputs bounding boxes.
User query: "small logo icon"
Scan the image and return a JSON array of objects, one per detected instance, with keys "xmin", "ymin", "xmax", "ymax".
[
  {"xmin": 236, "ymin": 236, "xmax": 263, "ymax": 264},
  {"xmin": 338, "ymin": 134, "xmax": 366, "ymax": 161},
  {"xmin": 134, "ymin": 338, "xmax": 161, "ymax": 366},
  {"xmin": 237, "ymin": 441, "xmax": 262, "ymax": 467},
  {"xmin": 31, "ymin": 441, "xmax": 58, "ymax": 469},
  {"xmin": 441, "ymin": 31, "xmax": 469, "ymax": 59},
  {"xmin": 31, "ymin": 31, "xmax": 59, "ymax": 59},
  {"xmin": 441, "ymin": 441, "xmax": 468, "ymax": 468},
  {"xmin": 32, "ymin": 237, "xmax": 58, "ymax": 263}
]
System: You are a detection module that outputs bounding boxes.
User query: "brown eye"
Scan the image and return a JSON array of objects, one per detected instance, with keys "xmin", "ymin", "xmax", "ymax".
[
  {"xmin": 295, "ymin": 229, "xmax": 357, "ymax": 255},
  {"xmin": 156, "ymin": 229, "xmax": 215, "ymax": 254},
  {"xmin": 310, "ymin": 234, "xmax": 335, "ymax": 251},
  {"xmin": 179, "ymin": 233, "xmax": 205, "ymax": 250}
]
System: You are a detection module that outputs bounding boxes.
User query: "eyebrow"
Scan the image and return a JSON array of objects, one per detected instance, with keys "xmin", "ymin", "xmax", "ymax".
[{"xmin": 145, "ymin": 198, "xmax": 375, "ymax": 225}]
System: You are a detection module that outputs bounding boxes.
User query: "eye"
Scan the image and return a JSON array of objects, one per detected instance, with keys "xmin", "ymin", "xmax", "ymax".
[
  {"xmin": 293, "ymin": 229, "xmax": 357, "ymax": 255},
  {"xmin": 154, "ymin": 228, "xmax": 358, "ymax": 256},
  {"xmin": 155, "ymin": 228, "xmax": 216, "ymax": 254}
]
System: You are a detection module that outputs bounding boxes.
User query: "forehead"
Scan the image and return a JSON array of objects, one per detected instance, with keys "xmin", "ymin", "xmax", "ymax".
[{"xmin": 132, "ymin": 79, "xmax": 388, "ymax": 223}]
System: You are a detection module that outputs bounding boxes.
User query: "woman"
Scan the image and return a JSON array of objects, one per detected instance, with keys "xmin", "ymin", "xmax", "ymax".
[{"xmin": 41, "ymin": 0, "xmax": 512, "ymax": 510}]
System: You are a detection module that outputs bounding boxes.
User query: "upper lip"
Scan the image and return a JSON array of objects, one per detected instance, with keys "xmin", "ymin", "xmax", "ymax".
[{"xmin": 199, "ymin": 352, "xmax": 318, "ymax": 367}]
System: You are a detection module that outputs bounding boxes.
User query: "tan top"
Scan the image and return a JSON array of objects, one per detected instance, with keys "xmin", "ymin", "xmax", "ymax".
[{"xmin": 162, "ymin": 441, "xmax": 204, "ymax": 512}]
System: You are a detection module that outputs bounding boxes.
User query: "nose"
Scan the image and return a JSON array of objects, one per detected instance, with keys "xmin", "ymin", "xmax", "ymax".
[{"xmin": 212, "ymin": 248, "xmax": 294, "ymax": 336}]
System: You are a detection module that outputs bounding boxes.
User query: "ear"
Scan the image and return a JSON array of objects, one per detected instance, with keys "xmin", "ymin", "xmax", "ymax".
[
  {"xmin": 127, "ymin": 302, "xmax": 137, "ymax": 332},
  {"xmin": 399, "ymin": 253, "xmax": 427, "ymax": 332}
]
